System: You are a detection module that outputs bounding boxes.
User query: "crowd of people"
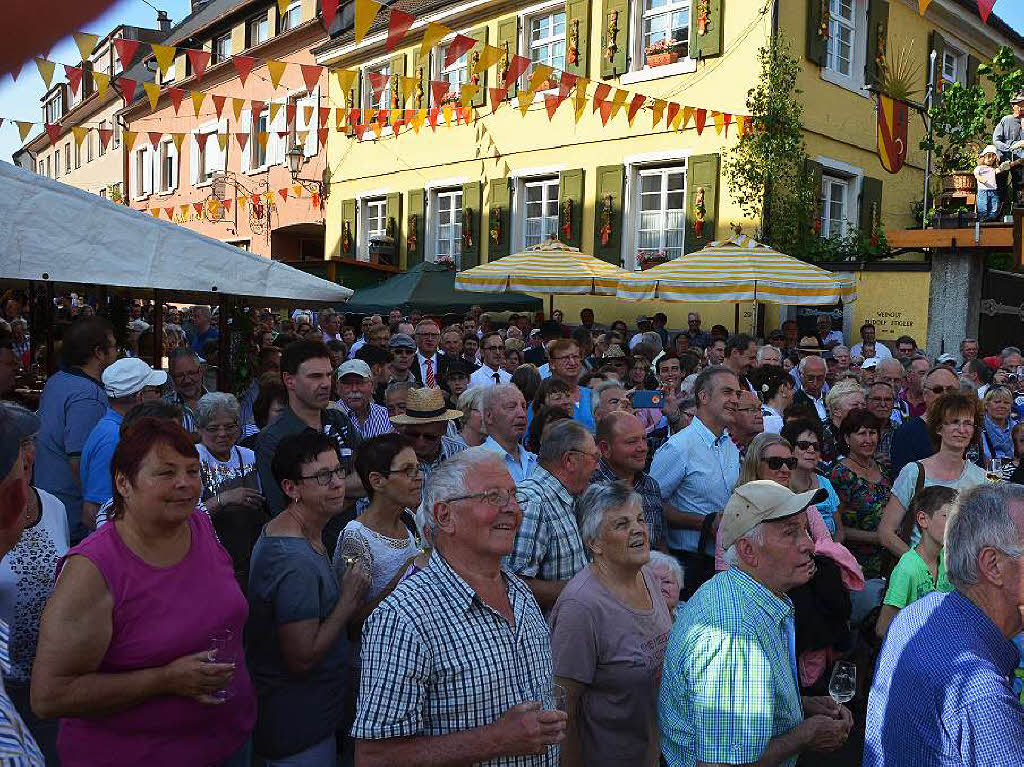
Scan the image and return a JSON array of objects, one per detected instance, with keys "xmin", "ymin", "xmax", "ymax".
[{"xmin": 0, "ymin": 293, "xmax": 1023, "ymax": 765}]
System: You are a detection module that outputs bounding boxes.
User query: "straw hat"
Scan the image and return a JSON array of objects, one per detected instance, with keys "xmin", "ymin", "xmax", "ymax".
[{"xmin": 389, "ymin": 387, "xmax": 463, "ymax": 425}]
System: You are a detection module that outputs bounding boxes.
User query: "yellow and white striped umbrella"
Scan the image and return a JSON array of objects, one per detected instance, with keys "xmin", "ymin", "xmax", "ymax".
[
  {"xmin": 455, "ymin": 240, "xmax": 629, "ymax": 295},
  {"xmin": 617, "ymin": 235, "xmax": 858, "ymax": 305}
]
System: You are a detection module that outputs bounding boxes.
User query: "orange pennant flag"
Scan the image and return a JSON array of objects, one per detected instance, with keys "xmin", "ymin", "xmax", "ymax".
[
  {"xmin": 371, "ymin": 120, "xmax": 383, "ymax": 140},
  {"xmin": 232, "ymin": 98, "xmax": 245, "ymax": 122},
  {"xmin": 293, "ymin": 184, "xmax": 304, "ymax": 197},
  {"xmin": 682, "ymin": 106, "xmax": 695, "ymax": 130},
  {"xmin": 269, "ymin": 102, "xmax": 282, "ymax": 124},
  {"xmin": 151, "ymin": 43, "xmax": 177, "ymax": 77},
  {"xmin": 626, "ymin": 93, "xmax": 645, "ymax": 126},
  {"xmin": 354, "ymin": 0, "xmax": 381, "ymax": 44},
  {"xmin": 651, "ymin": 98, "xmax": 667, "ymax": 128},
  {"xmin": 169, "ymin": 88, "xmax": 186, "ymax": 114},
  {"xmin": 489, "ymin": 87, "xmax": 507, "ymax": 113},
  {"xmin": 666, "ymin": 102, "xmax": 681, "ymax": 128},
  {"xmin": 124, "ymin": 129, "xmax": 138, "ymax": 150},
  {"xmin": 179, "ymin": 204, "xmax": 190, "ymax": 217},
  {"xmin": 300, "ymin": 64, "xmax": 323, "ymax": 93},
  {"xmin": 573, "ymin": 78, "xmax": 588, "ymax": 122},
  {"xmin": 267, "ymin": 60, "xmax": 288, "ymax": 89},
  {"xmin": 918, "ymin": 0, "xmax": 932, "ymax": 13},
  {"xmin": 442, "ymin": 105, "xmax": 454, "ymax": 126},
  {"xmin": 279, "ymin": 187, "xmax": 290, "ymax": 201},
  {"xmin": 608, "ymin": 89, "xmax": 628, "ymax": 120},
  {"xmin": 694, "ymin": 108, "xmax": 708, "ymax": 134},
  {"xmin": 35, "ymin": 57, "xmax": 56, "ymax": 88},
  {"xmin": 191, "ymin": 91, "xmax": 206, "ymax": 118},
  {"xmin": 14, "ymin": 121, "xmax": 33, "ymax": 142},
  {"xmin": 143, "ymin": 82, "xmax": 161, "ymax": 111},
  {"xmin": 149, "ymin": 208, "xmax": 160, "ymax": 217},
  {"xmin": 163, "ymin": 207, "xmax": 174, "ymax": 219},
  {"xmin": 517, "ymin": 90, "xmax": 533, "ymax": 116},
  {"xmin": 420, "ymin": 22, "xmax": 449, "ymax": 60},
  {"xmin": 544, "ymin": 93, "xmax": 560, "ymax": 120},
  {"xmin": 526, "ymin": 64, "xmax": 554, "ymax": 94},
  {"xmin": 92, "ymin": 71, "xmax": 110, "ymax": 99},
  {"xmin": 411, "ymin": 109, "xmax": 426, "ymax": 133},
  {"xmin": 72, "ymin": 32, "xmax": 99, "ymax": 61},
  {"xmin": 71, "ymin": 126, "xmax": 88, "ymax": 146},
  {"xmin": 257, "ymin": 131, "xmax": 270, "ymax": 150}
]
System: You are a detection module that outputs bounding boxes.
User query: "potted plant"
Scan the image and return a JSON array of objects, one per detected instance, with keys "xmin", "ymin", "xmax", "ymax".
[
  {"xmin": 637, "ymin": 250, "xmax": 670, "ymax": 270},
  {"xmin": 644, "ymin": 39, "xmax": 683, "ymax": 67}
]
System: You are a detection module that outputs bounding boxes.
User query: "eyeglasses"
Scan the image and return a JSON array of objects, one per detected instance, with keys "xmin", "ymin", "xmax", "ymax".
[
  {"xmin": 299, "ymin": 466, "xmax": 346, "ymax": 486},
  {"xmin": 944, "ymin": 419, "xmax": 976, "ymax": 430},
  {"xmin": 568, "ymin": 448, "xmax": 601, "ymax": 461},
  {"xmin": 926, "ymin": 384, "xmax": 951, "ymax": 395},
  {"xmin": 794, "ymin": 440, "xmax": 820, "ymax": 452},
  {"xmin": 384, "ymin": 465, "xmax": 421, "ymax": 479},
  {"xmin": 483, "ymin": 345, "xmax": 504, "ymax": 352},
  {"xmin": 763, "ymin": 456, "xmax": 798, "ymax": 470},
  {"xmin": 202, "ymin": 422, "xmax": 239, "ymax": 434},
  {"xmin": 446, "ymin": 487, "xmax": 516, "ymax": 507},
  {"xmin": 551, "ymin": 354, "xmax": 581, "ymax": 363}
]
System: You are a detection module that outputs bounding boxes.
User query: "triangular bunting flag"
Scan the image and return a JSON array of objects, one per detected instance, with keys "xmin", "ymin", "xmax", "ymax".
[
  {"xmin": 251, "ymin": 100, "xmax": 265, "ymax": 121},
  {"xmin": 300, "ymin": 64, "xmax": 323, "ymax": 93},
  {"xmin": 238, "ymin": 196, "xmax": 248, "ymax": 210},
  {"xmin": 445, "ymin": 35, "xmax": 477, "ymax": 68},
  {"xmin": 151, "ymin": 43, "xmax": 177, "ymax": 77},
  {"xmin": 71, "ymin": 126, "xmax": 88, "ymax": 146},
  {"xmin": 304, "ymin": 105, "xmax": 315, "ymax": 125},
  {"xmin": 148, "ymin": 131, "xmax": 163, "ymax": 147},
  {"xmin": 143, "ymin": 82, "xmax": 161, "ymax": 111},
  {"xmin": 460, "ymin": 83, "xmax": 480, "ymax": 109},
  {"xmin": 442, "ymin": 105, "xmax": 453, "ymax": 127},
  {"xmin": 573, "ymin": 78, "xmax": 589, "ymax": 122},
  {"xmin": 627, "ymin": 94, "xmax": 645, "ymax": 126},
  {"xmin": 119, "ymin": 77, "xmax": 137, "ymax": 105},
  {"xmin": 180, "ymin": 204, "xmax": 190, "ymax": 217},
  {"xmin": 354, "ymin": 0, "xmax": 381, "ymax": 44},
  {"xmin": 97, "ymin": 127, "xmax": 113, "ymax": 149},
  {"xmin": 149, "ymin": 208, "xmax": 160, "ymax": 217},
  {"xmin": 269, "ymin": 102, "xmax": 282, "ymax": 124},
  {"xmin": 223, "ymin": 198, "xmax": 233, "ymax": 213},
  {"xmin": 164, "ymin": 207, "xmax": 174, "ymax": 219},
  {"xmin": 267, "ymin": 60, "xmax": 288, "ymax": 89},
  {"xmin": 317, "ymin": 127, "xmax": 329, "ymax": 145},
  {"xmin": 277, "ymin": 0, "xmax": 291, "ymax": 15},
  {"xmin": 319, "ymin": 106, "xmax": 330, "ymax": 126},
  {"xmin": 400, "ymin": 76, "xmax": 419, "ymax": 99},
  {"xmin": 335, "ymin": 69, "xmax": 357, "ymax": 98},
  {"xmin": 217, "ymin": 133, "xmax": 228, "ymax": 151},
  {"xmin": 598, "ymin": 100, "xmax": 612, "ymax": 126},
  {"xmin": 978, "ymin": 0, "xmax": 995, "ymax": 23},
  {"xmin": 169, "ymin": 88, "xmax": 186, "ymax": 114},
  {"xmin": 712, "ymin": 110, "xmax": 724, "ymax": 134},
  {"xmin": 411, "ymin": 109, "xmax": 426, "ymax": 132},
  {"xmin": 232, "ymin": 97, "xmax": 245, "ymax": 122},
  {"xmin": 64, "ymin": 65, "xmax": 83, "ymax": 97},
  {"xmin": 17, "ymin": 122, "xmax": 35, "ymax": 142},
  {"xmin": 474, "ymin": 45, "xmax": 504, "ymax": 75},
  {"xmin": 112, "ymin": 38, "xmax": 140, "ymax": 70},
  {"xmin": 257, "ymin": 131, "xmax": 269, "ymax": 150},
  {"xmin": 35, "ymin": 58, "xmax": 56, "ymax": 89},
  {"xmin": 428, "ymin": 108, "xmax": 439, "ymax": 130},
  {"xmin": 558, "ymin": 71, "xmax": 576, "ymax": 102},
  {"xmin": 370, "ymin": 72, "xmax": 390, "ymax": 100},
  {"xmin": 371, "ymin": 120, "xmax": 383, "ymax": 140},
  {"xmin": 286, "ymin": 103, "xmax": 297, "ymax": 127},
  {"xmin": 666, "ymin": 101, "xmax": 680, "ymax": 128},
  {"xmin": 124, "ymin": 129, "xmax": 138, "ymax": 150},
  {"xmin": 279, "ymin": 187, "xmax": 290, "ymax": 201},
  {"xmin": 195, "ymin": 131, "xmax": 211, "ymax": 151},
  {"xmin": 193, "ymin": 202, "xmax": 204, "ymax": 215},
  {"xmin": 276, "ymin": 130, "xmax": 290, "ymax": 141},
  {"xmin": 92, "ymin": 71, "xmax": 110, "ymax": 99},
  {"xmin": 526, "ymin": 64, "xmax": 554, "ymax": 94},
  {"xmin": 235, "ymin": 132, "xmax": 249, "ymax": 151},
  {"xmin": 544, "ymin": 93, "xmax": 560, "ymax": 120},
  {"xmin": 72, "ymin": 32, "xmax": 99, "ymax": 61},
  {"xmin": 489, "ymin": 87, "xmax": 507, "ymax": 112},
  {"xmin": 517, "ymin": 90, "xmax": 533, "ymax": 116},
  {"xmin": 211, "ymin": 94, "xmax": 226, "ymax": 119},
  {"xmin": 694, "ymin": 108, "xmax": 707, "ymax": 134},
  {"xmin": 293, "ymin": 184, "xmax": 303, "ymax": 198},
  {"xmin": 420, "ymin": 22, "xmax": 449, "ymax": 60},
  {"xmin": 387, "ymin": 10, "xmax": 416, "ymax": 51},
  {"xmin": 321, "ymin": 0, "xmax": 340, "ymax": 30},
  {"xmin": 430, "ymin": 80, "xmax": 450, "ymax": 105},
  {"xmin": 187, "ymin": 49, "xmax": 211, "ymax": 81},
  {"xmin": 592, "ymin": 83, "xmax": 611, "ymax": 112},
  {"xmin": 505, "ymin": 55, "xmax": 531, "ymax": 87},
  {"xmin": 918, "ymin": 0, "xmax": 931, "ymax": 11},
  {"xmin": 608, "ymin": 89, "xmax": 628, "ymax": 120},
  {"xmin": 232, "ymin": 56, "xmax": 255, "ymax": 86},
  {"xmin": 651, "ymin": 98, "xmax": 667, "ymax": 128}
]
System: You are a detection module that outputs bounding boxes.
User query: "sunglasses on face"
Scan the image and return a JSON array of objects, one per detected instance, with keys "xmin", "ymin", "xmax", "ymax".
[
  {"xmin": 794, "ymin": 440, "xmax": 820, "ymax": 452},
  {"xmin": 763, "ymin": 456, "xmax": 798, "ymax": 470}
]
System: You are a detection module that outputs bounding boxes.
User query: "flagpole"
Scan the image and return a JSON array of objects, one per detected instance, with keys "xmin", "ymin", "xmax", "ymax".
[{"xmin": 922, "ymin": 49, "xmax": 937, "ymax": 229}]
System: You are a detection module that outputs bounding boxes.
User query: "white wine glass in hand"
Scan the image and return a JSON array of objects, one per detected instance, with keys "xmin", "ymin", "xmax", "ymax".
[{"xmin": 828, "ymin": 660, "xmax": 856, "ymax": 705}]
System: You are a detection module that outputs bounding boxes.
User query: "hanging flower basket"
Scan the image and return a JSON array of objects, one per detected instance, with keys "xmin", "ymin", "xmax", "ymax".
[{"xmin": 637, "ymin": 251, "xmax": 671, "ymax": 270}]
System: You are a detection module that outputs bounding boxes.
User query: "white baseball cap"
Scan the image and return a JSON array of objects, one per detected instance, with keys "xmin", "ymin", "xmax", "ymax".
[
  {"xmin": 336, "ymin": 359, "xmax": 372, "ymax": 380},
  {"xmin": 102, "ymin": 358, "xmax": 168, "ymax": 398},
  {"xmin": 861, "ymin": 357, "xmax": 880, "ymax": 370}
]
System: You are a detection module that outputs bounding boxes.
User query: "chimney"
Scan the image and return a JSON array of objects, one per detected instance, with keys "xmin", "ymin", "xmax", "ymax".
[{"xmin": 157, "ymin": 10, "xmax": 171, "ymax": 32}]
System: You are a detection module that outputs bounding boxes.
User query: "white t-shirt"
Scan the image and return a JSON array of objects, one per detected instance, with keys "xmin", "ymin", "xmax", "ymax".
[
  {"xmin": 851, "ymin": 342, "xmax": 893, "ymax": 360},
  {"xmin": 196, "ymin": 443, "xmax": 261, "ymax": 497},
  {"xmin": 334, "ymin": 519, "xmax": 419, "ymax": 602}
]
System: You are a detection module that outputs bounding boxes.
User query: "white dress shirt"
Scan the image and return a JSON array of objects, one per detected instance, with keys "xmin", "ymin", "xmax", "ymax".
[
  {"xmin": 470, "ymin": 365, "xmax": 512, "ymax": 388},
  {"xmin": 417, "ymin": 352, "xmax": 442, "ymax": 386}
]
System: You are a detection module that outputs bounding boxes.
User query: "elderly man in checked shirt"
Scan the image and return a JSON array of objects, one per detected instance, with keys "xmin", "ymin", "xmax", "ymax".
[{"xmin": 352, "ymin": 447, "xmax": 567, "ymax": 765}]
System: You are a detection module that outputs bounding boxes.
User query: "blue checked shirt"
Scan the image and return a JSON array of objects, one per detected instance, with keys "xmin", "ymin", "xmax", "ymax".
[
  {"xmin": 0, "ymin": 620, "xmax": 43, "ymax": 765},
  {"xmin": 505, "ymin": 466, "xmax": 588, "ymax": 582},
  {"xmin": 352, "ymin": 551, "xmax": 558, "ymax": 766},
  {"xmin": 864, "ymin": 590, "xmax": 1024, "ymax": 766},
  {"xmin": 649, "ymin": 416, "xmax": 739, "ymax": 552},
  {"xmin": 659, "ymin": 568, "xmax": 802, "ymax": 767},
  {"xmin": 592, "ymin": 460, "xmax": 666, "ymax": 549},
  {"xmin": 480, "ymin": 436, "xmax": 537, "ymax": 484},
  {"xmin": 338, "ymin": 401, "xmax": 394, "ymax": 440}
]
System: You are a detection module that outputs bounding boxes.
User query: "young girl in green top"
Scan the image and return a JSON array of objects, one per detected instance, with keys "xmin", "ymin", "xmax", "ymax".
[{"xmin": 875, "ymin": 486, "xmax": 958, "ymax": 639}]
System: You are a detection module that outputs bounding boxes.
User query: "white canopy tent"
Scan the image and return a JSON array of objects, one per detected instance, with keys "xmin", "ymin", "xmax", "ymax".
[{"xmin": 0, "ymin": 160, "xmax": 351, "ymax": 305}]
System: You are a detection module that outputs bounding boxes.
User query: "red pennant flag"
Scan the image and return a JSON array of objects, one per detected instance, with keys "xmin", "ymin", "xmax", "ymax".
[
  {"xmin": 429, "ymin": 108, "xmax": 440, "ymax": 129},
  {"xmin": 64, "ymin": 65, "xmax": 83, "ymax": 97},
  {"xmin": 430, "ymin": 80, "xmax": 450, "ymax": 106},
  {"xmin": 311, "ymin": 192, "xmax": 321, "ymax": 208},
  {"xmin": 558, "ymin": 72, "xmax": 576, "ymax": 102},
  {"xmin": 321, "ymin": 0, "xmax": 339, "ymax": 31},
  {"xmin": 212, "ymin": 94, "xmax": 226, "ymax": 119},
  {"xmin": 43, "ymin": 123, "xmax": 60, "ymax": 144},
  {"xmin": 223, "ymin": 198, "xmax": 233, "ymax": 213},
  {"xmin": 627, "ymin": 94, "xmax": 645, "ymax": 124},
  {"xmin": 119, "ymin": 77, "xmax": 137, "ymax": 104},
  {"xmin": 169, "ymin": 88, "xmax": 186, "ymax": 114},
  {"xmin": 504, "ymin": 55, "xmax": 531, "ymax": 87},
  {"xmin": 445, "ymin": 35, "xmax": 477, "ymax": 68},
  {"xmin": 195, "ymin": 132, "xmax": 211, "ymax": 151},
  {"xmin": 97, "ymin": 128, "xmax": 113, "ymax": 149},
  {"xmin": 318, "ymin": 127, "xmax": 329, "ymax": 145},
  {"xmin": 694, "ymin": 108, "xmax": 707, "ymax": 134},
  {"xmin": 148, "ymin": 131, "xmax": 163, "ymax": 147},
  {"xmin": 193, "ymin": 202, "xmax": 204, "ymax": 215},
  {"xmin": 285, "ymin": 103, "xmax": 297, "ymax": 126},
  {"xmin": 722, "ymin": 112, "xmax": 732, "ymax": 136},
  {"xmin": 319, "ymin": 107, "xmax": 330, "ymax": 126},
  {"xmin": 232, "ymin": 55, "xmax": 256, "ymax": 86},
  {"xmin": 354, "ymin": 124, "xmax": 367, "ymax": 140},
  {"xmin": 112, "ymin": 38, "xmax": 140, "ymax": 70},
  {"xmin": 250, "ymin": 100, "xmax": 265, "ymax": 120},
  {"xmin": 977, "ymin": 0, "xmax": 995, "ymax": 23},
  {"xmin": 544, "ymin": 93, "xmax": 560, "ymax": 120},
  {"xmin": 251, "ymin": 195, "xmax": 261, "ymax": 206},
  {"xmin": 276, "ymin": 130, "xmax": 290, "ymax": 141},
  {"xmin": 387, "ymin": 10, "xmax": 416, "ymax": 51},
  {"xmin": 300, "ymin": 64, "xmax": 323, "ymax": 93},
  {"xmin": 592, "ymin": 83, "xmax": 611, "ymax": 112},
  {"xmin": 369, "ymin": 72, "xmax": 389, "ymax": 100},
  {"xmin": 666, "ymin": 102, "xmax": 680, "ymax": 127},
  {"xmin": 163, "ymin": 207, "xmax": 174, "ymax": 219},
  {"xmin": 187, "ymin": 49, "xmax": 211, "ymax": 81},
  {"xmin": 489, "ymin": 87, "xmax": 507, "ymax": 112},
  {"xmin": 279, "ymin": 187, "xmax": 290, "ymax": 201},
  {"xmin": 349, "ymin": 108, "xmax": 360, "ymax": 127},
  {"xmin": 598, "ymin": 100, "xmax": 613, "ymax": 126},
  {"xmin": 235, "ymin": 132, "xmax": 249, "ymax": 151}
]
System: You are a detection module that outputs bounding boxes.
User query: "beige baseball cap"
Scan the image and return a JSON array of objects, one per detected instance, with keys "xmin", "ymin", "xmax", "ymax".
[{"xmin": 719, "ymin": 480, "xmax": 826, "ymax": 550}]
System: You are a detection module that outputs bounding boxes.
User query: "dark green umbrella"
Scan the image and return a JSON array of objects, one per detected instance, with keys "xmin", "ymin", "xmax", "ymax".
[{"xmin": 342, "ymin": 262, "xmax": 542, "ymax": 314}]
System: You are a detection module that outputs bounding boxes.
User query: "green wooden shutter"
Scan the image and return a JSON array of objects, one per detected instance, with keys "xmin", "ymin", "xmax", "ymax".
[
  {"xmin": 385, "ymin": 192, "xmax": 402, "ymax": 266},
  {"xmin": 496, "ymin": 17, "xmax": 519, "ymax": 99},
  {"xmin": 600, "ymin": 0, "xmax": 629, "ymax": 79},
  {"xmin": 565, "ymin": 0, "xmax": 591, "ymax": 77},
  {"xmin": 558, "ymin": 169, "xmax": 585, "ymax": 248},
  {"xmin": 967, "ymin": 54, "xmax": 980, "ymax": 87},
  {"xmin": 406, "ymin": 189, "xmax": 425, "ymax": 269},
  {"xmin": 487, "ymin": 178, "xmax": 511, "ymax": 259},
  {"xmin": 461, "ymin": 181, "xmax": 482, "ymax": 268},
  {"xmin": 593, "ymin": 165, "xmax": 624, "ymax": 265},
  {"xmin": 859, "ymin": 176, "xmax": 883, "ymax": 238},
  {"xmin": 468, "ymin": 26, "xmax": 488, "ymax": 107},
  {"xmin": 691, "ymin": 0, "xmax": 723, "ymax": 60},
  {"xmin": 685, "ymin": 154, "xmax": 720, "ymax": 253},
  {"xmin": 929, "ymin": 30, "xmax": 946, "ymax": 94},
  {"xmin": 390, "ymin": 53, "xmax": 407, "ymax": 109},
  {"xmin": 806, "ymin": 0, "xmax": 826, "ymax": 66},
  {"xmin": 340, "ymin": 198, "xmax": 356, "ymax": 258},
  {"xmin": 413, "ymin": 58, "xmax": 430, "ymax": 110},
  {"xmin": 865, "ymin": 0, "xmax": 889, "ymax": 88}
]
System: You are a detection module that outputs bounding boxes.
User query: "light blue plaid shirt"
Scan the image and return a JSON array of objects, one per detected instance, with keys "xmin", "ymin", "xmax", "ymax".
[
  {"xmin": 0, "ymin": 620, "xmax": 44, "ymax": 765},
  {"xmin": 659, "ymin": 567, "xmax": 803, "ymax": 767},
  {"xmin": 649, "ymin": 416, "xmax": 739, "ymax": 552}
]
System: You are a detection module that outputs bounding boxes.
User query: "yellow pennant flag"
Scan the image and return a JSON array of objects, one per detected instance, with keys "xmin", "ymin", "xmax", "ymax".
[
  {"xmin": 238, "ymin": 196, "xmax": 248, "ymax": 210},
  {"xmin": 420, "ymin": 22, "xmax": 449, "ymax": 60},
  {"xmin": 171, "ymin": 132, "xmax": 186, "ymax": 152},
  {"xmin": 297, "ymin": 130, "xmax": 309, "ymax": 145},
  {"xmin": 411, "ymin": 109, "xmax": 426, "ymax": 133},
  {"xmin": 354, "ymin": 0, "xmax": 381, "ymax": 44},
  {"xmin": 149, "ymin": 208, "xmax": 160, "ymax": 217},
  {"xmin": 681, "ymin": 106, "xmax": 694, "ymax": 130},
  {"xmin": 267, "ymin": 60, "xmax": 288, "ymax": 89},
  {"xmin": 712, "ymin": 110, "xmax": 725, "ymax": 134},
  {"xmin": 442, "ymin": 105, "xmax": 454, "ymax": 126},
  {"xmin": 608, "ymin": 89, "xmax": 628, "ymax": 120},
  {"xmin": 573, "ymin": 78, "xmax": 589, "ymax": 123},
  {"xmin": 151, "ymin": 43, "xmax": 177, "ymax": 77},
  {"xmin": 303, "ymin": 105, "xmax": 314, "ymax": 125},
  {"xmin": 143, "ymin": 82, "xmax": 161, "ymax": 111},
  {"xmin": 266, "ymin": 190, "xmax": 276, "ymax": 205},
  {"xmin": 277, "ymin": 0, "xmax": 292, "ymax": 14},
  {"xmin": 370, "ymin": 120, "xmax": 383, "ymax": 140},
  {"xmin": 460, "ymin": 84, "xmax": 480, "ymax": 110},
  {"xmin": 651, "ymin": 98, "xmax": 667, "ymax": 128},
  {"xmin": 232, "ymin": 98, "xmax": 246, "ymax": 122},
  {"xmin": 472, "ymin": 45, "xmax": 504, "ymax": 75},
  {"xmin": 527, "ymin": 64, "xmax": 554, "ymax": 94},
  {"xmin": 269, "ymin": 102, "xmax": 282, "ymax": 124},
  {"xmin": 293, "ymin": 184, "xmax": 304, "ymax": 198},
  {"xmin": 918, "ymin": 0, "xmax": 932, "ymax": 13},
  {"xmin": 517, "ymin": 90, "xmax": 533, "ymax": 116},
  {"xmin": 14, "ymin": 121, "xmax": 33, "ymax": 142},
  {"xmin": 124, "ymin": 129, "xmax": 138, "ymax": 149},
  {"xmin": 35, "ymin": 58, "xmax": 56, "ymax": 89},
  {"xmin": 400, "ymin": 76, "xmax": 419, "ymax": 99},
  {"xmin": 191, "ymin": 91, "xmax": 206, "ymax": 118},
  {"xmin": 257, "ymin": 131, "xmax": 270, "ymax": 150},
  {"xmin": 335, "ymin": 69, "xmax": 357, "ymax": 98},
  {"xmin": 92, "ymin": 70, "xmax": 110, "ymax": 99},
  {"xmin": 389, "ymin": 109, "xmax": 402, "ymax": 128},
  {"xmin": 217, "ymin": 133, "xmax": 228, "ymax": 151},
  {"xmin": 179, "ymin": 204, "xmax": 190, "ymax": 217},
  {"xmin": 71, "ymin": 126, "xmax": 88, "ymax": 146},
  {"xmin": 73, "ymin": 32, "xmax": 99, "ymax": 62}
]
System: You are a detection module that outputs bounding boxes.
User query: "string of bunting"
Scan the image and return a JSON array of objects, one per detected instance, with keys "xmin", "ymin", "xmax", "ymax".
[
  {"xmin": 143, "ymin": 183, "xmax": 323, "ymax": 222},
  {"xmin": 917, "ymin": 0, "xmax": 996, "ymax": 24}
]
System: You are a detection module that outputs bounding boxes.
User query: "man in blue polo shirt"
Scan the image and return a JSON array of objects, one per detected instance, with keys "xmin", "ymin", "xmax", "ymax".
[
  {"xmin": 547, "ymin": 338, "xmax": 594, "ymax": 431},
  {"xmin": 80, "ymin": 358, "xmax": 167, "ymax": 530}
]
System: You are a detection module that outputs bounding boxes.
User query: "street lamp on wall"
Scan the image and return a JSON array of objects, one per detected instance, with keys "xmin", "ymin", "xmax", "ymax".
[{"xmin": 286, "ymin": 142, "xmax": 327, "ymax": 199}]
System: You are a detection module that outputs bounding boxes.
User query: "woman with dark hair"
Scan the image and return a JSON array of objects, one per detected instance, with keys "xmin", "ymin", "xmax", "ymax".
[
  {"xmin": 334, "ymin": 434, "xmax": 422, "ymax": 604},
  {"xmin": 752, "ymin": 365, "xmax": 795, "ymax": 435},
  {"xmin": 511, "ymin": 363, "xmax": 541, "ymax": 405},
  {"xmin": 783, "ymin": 418, "xmax": 842, "ymax": 539},
  {"xmin": 247, "ymin": 430, "xmax": 368, "ymax": 765},
  {"xmin": 532, "ymin": 377, "xmax": 575, "ymax": 420},
  {"xmin": 32, "ymin": 418, "xmax": 256, "ymax": 767},
  {"xmin": 526, "ymin": 406, "xmax": 572, "ymax": 454}
]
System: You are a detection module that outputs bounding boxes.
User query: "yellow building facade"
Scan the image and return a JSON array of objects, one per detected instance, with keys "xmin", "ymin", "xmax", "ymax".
[{"xmin": 314, "ymin": 0, "xmax": 1023, "ymax": 334}]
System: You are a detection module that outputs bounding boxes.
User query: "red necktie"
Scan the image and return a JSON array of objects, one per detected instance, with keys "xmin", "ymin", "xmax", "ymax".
[{"xmin": 426, "ymin": 358, "xmax": 435, "ymax": 388}]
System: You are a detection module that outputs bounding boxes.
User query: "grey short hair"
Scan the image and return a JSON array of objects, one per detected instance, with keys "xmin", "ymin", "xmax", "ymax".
[
  {"xmin": 576, "ymin": 482, "xmax": 642, "ymax": 552},
  {"xmin": 832, "ymin": 345, "xmax": 850, "ymax": 356},
  {"xmin": 592, "ymin": 379, "xmax": 626, "ymax": 415},
  {"xmin": 421, "ymin": 447, "xmax": 506, "ymax": 532},
  {"xmin": 693, "ymin": 365, "xmax": 736, "ymax": 404},
  {"xmin": 537, "ymin": 419, "xmax": 591, "ymax": 466},
  {"xmin": 946, "ymin": 484, "xmax": 1024, "ymax": 590},
  {"xmin": 385, "ymin": 381, "xmax": 415, "ymax": 399},
  {"xmin": 648, "ymin": 550, "xmax": 684, "ymax": 589},
  {"xmin": 798, "ymin": 355, "xmax": 825, "ymax": 374},
  {"xmin": 195, "ymin": 392, "xmax": 240, "ymax": 429},
  {"xmin": 1001, "ymin": 346, "xmax": 1022, "ymax": 359},
  {"xmin": 168, "ymin": 348, "xmax": 201, "ymax": 371},
  {"xmin": 757, "ymin": 345, "xmax": 781, "ymax": 363},
  {"xmin": 640, "ymin": 331, "xmax": 663, "ymax": 353},
  {"xmin": 481, "ymin": 383, "xmax": 521, "ymax": 415},
  {"xmin": 722, "ymin": 522, "xmax": 765, "ymax": 567}
]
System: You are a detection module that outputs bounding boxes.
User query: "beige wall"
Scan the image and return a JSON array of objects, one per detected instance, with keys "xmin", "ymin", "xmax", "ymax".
[{"xmin": 33, "ymin": 98, "xmax": 125, "ymax": 198}]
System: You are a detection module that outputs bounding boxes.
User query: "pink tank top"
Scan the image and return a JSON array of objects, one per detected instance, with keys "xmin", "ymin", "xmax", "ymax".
[{"xmin": 57, "ymin": 512, "xmax": 256, "ymax": 767}]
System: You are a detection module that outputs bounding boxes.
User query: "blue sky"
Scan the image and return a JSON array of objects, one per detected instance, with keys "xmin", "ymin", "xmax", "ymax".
[{"xmin": 0, "ymin": 0, "xmax": 1022, "ymax": 164}]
